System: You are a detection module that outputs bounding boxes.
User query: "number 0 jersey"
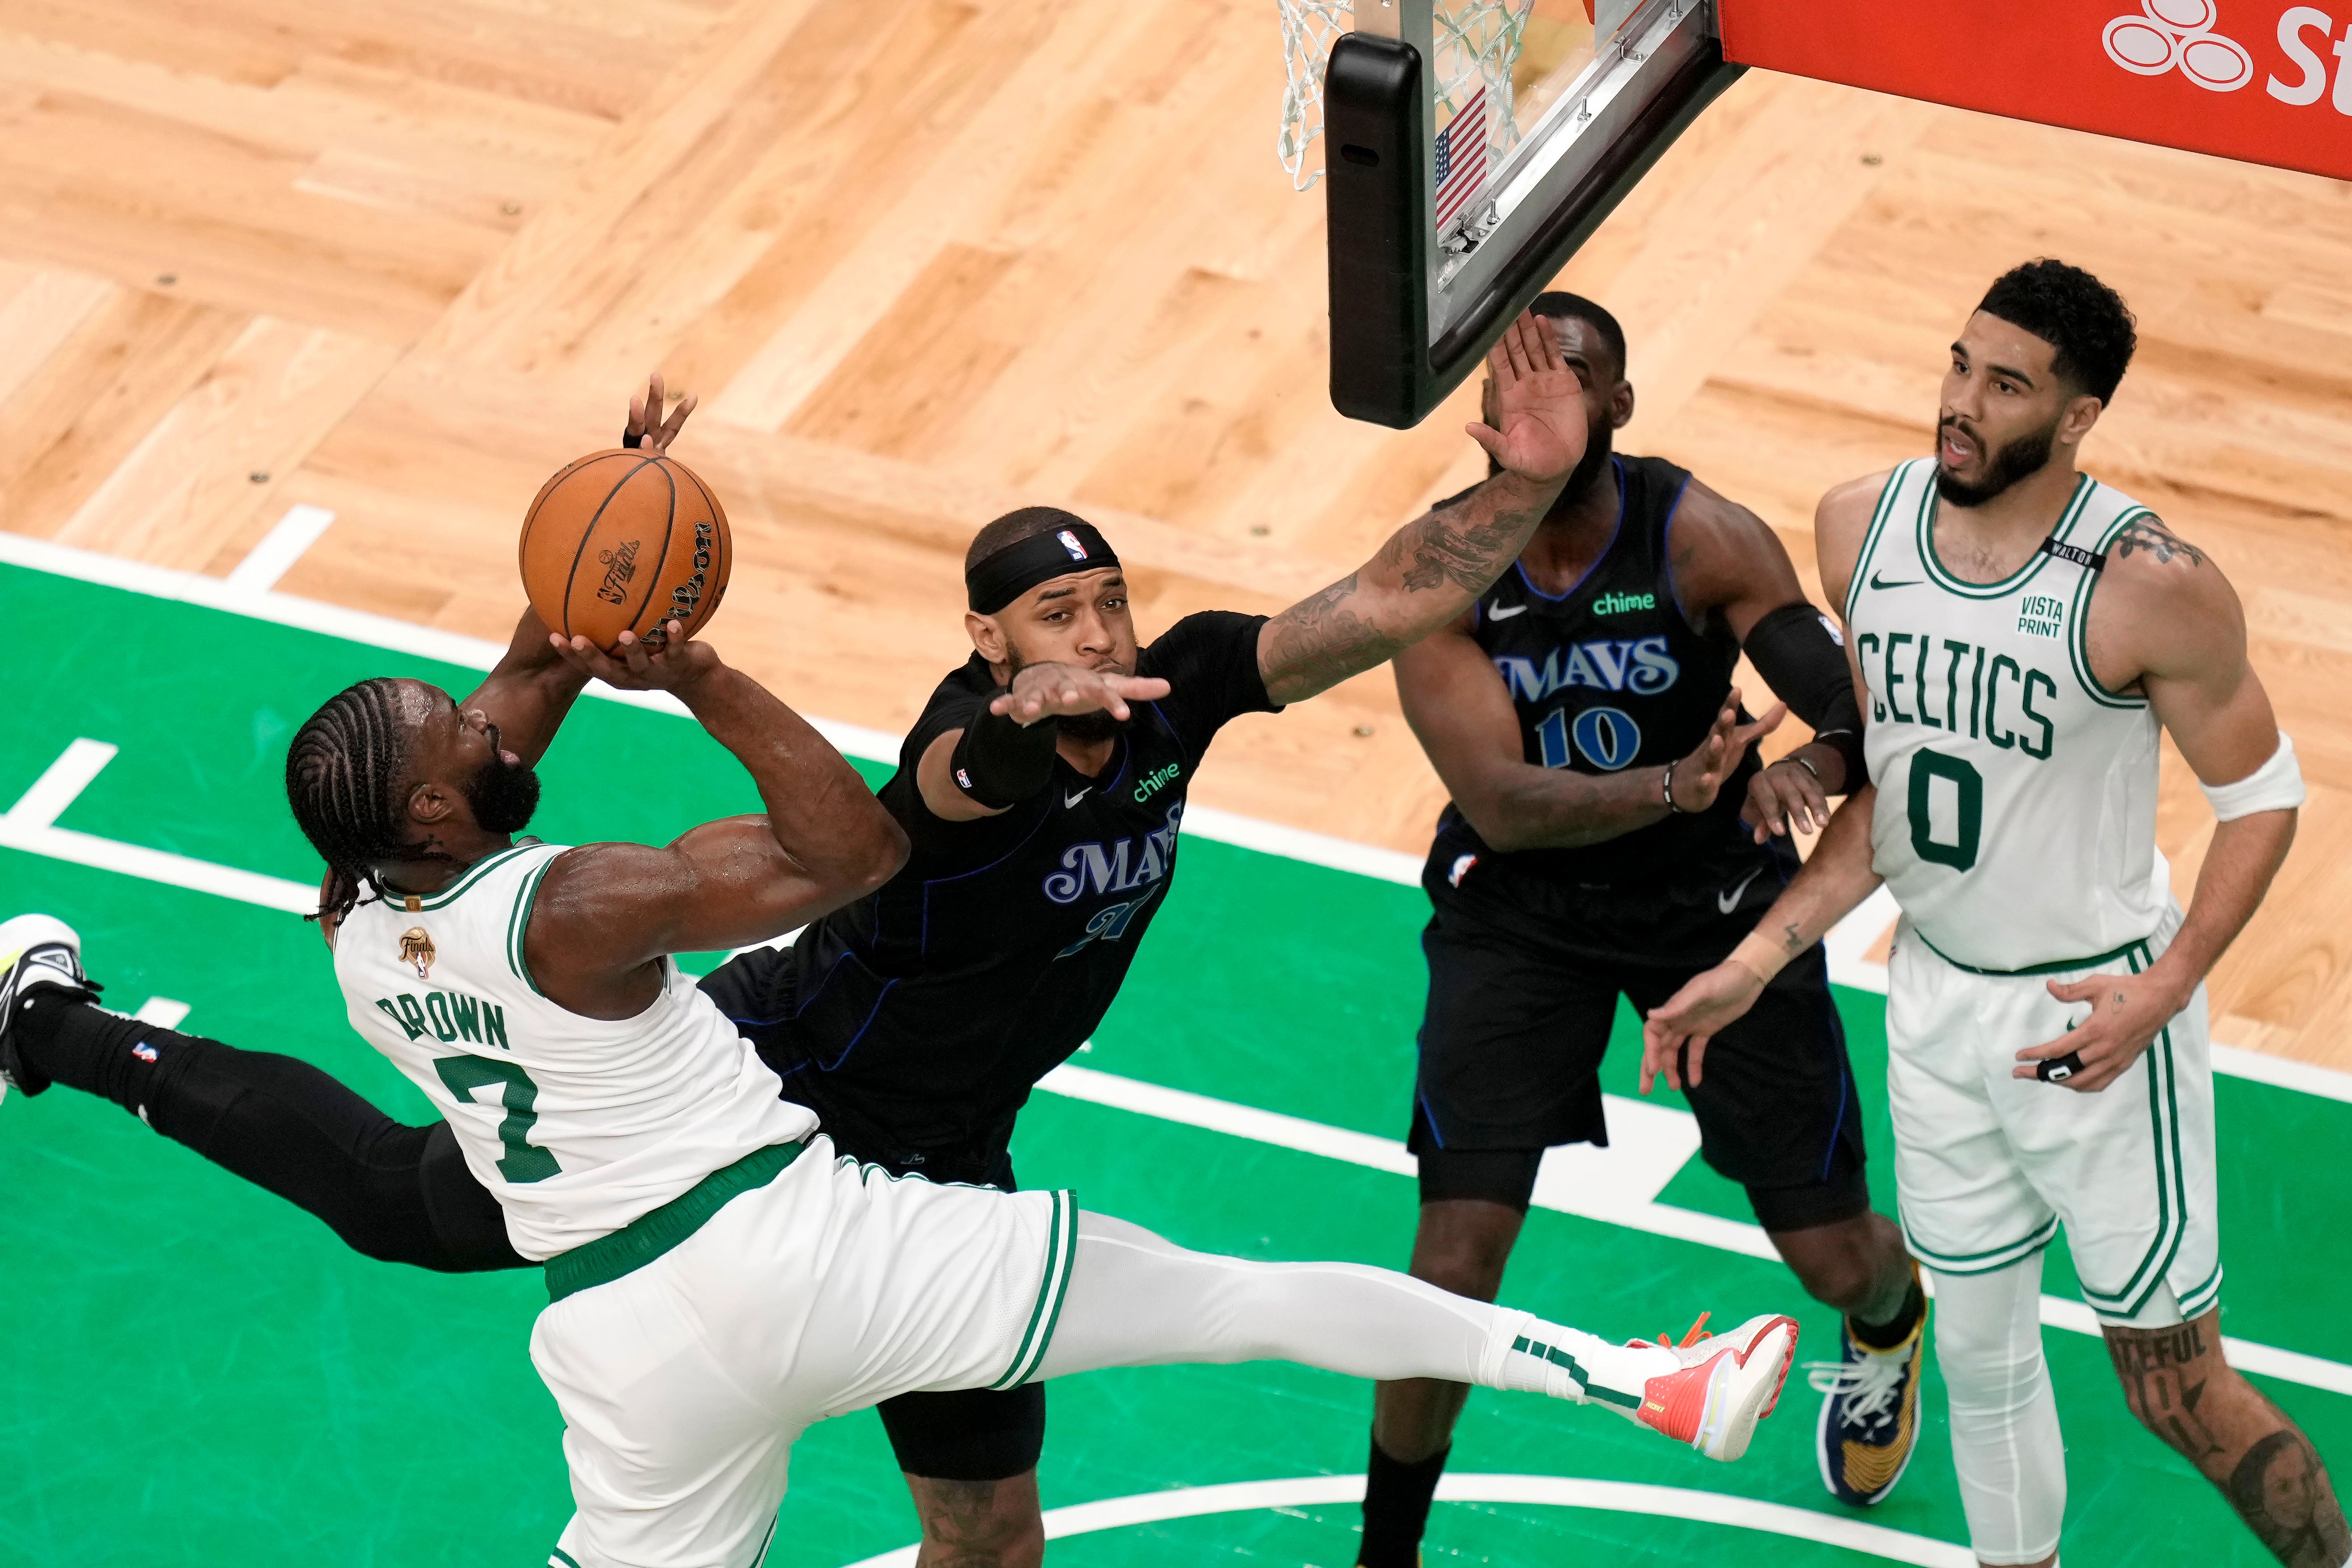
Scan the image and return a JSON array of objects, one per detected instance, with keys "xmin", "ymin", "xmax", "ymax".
[
  {"xmin": 1850, "ymin": 459, "xmax": 2166, "ymax": 972},
  {"xmin": 335, "ymin": 840, "xmax": 815, "ymax": 1259}
]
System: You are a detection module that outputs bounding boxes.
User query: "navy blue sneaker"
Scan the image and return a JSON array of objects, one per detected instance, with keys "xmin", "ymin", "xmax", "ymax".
[{"xmin": 1806, "ymin": 1287, "xmax": 1927, "ymax": 1506}]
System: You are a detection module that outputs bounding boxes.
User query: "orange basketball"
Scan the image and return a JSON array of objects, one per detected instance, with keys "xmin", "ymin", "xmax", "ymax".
[{"xmin": 517, "ymin": 450, "xmax": 732, "ymax": 651}]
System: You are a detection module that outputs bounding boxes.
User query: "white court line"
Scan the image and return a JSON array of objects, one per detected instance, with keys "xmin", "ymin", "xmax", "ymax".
[
  {"xmin": 8, "ymin": 543, "xmax": 2352, "ymax": 1391},
  {"xmin": 2, "ymin": 745, "xmax": 2346, "ymax": 1394},
  {"xmin": 223, "ymin": 504, "xmax": 336, "ymax": 596},
  {"xmin": 4, "ymin": 739, "xmax": 119, "ymax": 829},
  {"xmin": 1, "ymin": 739, "xmax": 316, "ymax": 914},
  {"xmin": 3, "ymin": 523, "xmax": 2349, "ymax": 1095},
  {"xmin": 1036, "ymin": 1063, "xmax": 2352, "ymax": 1397},
  {"xmin": 133, "ymin": 997, "xmax": 192, "ymax": 1029},
  {"xmin": 832, "ymin": 1473, "xmax": 1973, "ymax": 1568}
]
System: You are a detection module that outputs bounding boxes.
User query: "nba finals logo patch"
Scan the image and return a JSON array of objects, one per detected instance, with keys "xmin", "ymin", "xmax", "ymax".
[
  {"xmin": 593, "ymin": 539, "xmax": 641, "ymax": 605},
  {"xmin": 399, "ymin": 927, "xmax": 436, "ymax": 980},
  {"xmin": 1056, "ymin": 529, "xmax": 1089, "ymax": 561}
]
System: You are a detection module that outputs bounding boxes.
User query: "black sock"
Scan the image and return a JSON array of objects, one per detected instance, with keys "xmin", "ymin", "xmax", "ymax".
[
  {"xmin": 1852, "ymin": 1274, "xmax": 1926, "ymax": 1351},
  {"xmin": 1358, "ymin": 1435, "xmax": 1449, "ymax": 1568},
  {"xmin": 12, "ymin": 995, "xmax": 523, "ymax": 1272}
]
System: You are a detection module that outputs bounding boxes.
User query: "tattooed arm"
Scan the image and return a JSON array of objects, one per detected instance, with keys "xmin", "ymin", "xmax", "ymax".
[
  {"xmin": 2018, "ymin": 514, "xmax": 2293, "ymax": 1092},
  {"xmin": 1255, "ymin": 312, "xmax": 1589, "ymax": 704}
]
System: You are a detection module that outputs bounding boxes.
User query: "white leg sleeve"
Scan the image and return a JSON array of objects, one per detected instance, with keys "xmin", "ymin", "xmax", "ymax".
[
  {"xmin": 1930, "ymin": 1254, "xmax": 2067, "ymax": 1565},
  {"xmin": 1034, "ymin": 1213, "xmax": 1673, "ymax": 1407}
]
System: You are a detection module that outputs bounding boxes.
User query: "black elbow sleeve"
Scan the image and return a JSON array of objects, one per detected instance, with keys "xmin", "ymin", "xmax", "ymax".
[
  {"xmin": 948, "ymin": 708, "xmax": 1059, "ymax": 809},
  {"xmin": 1742, "ymin": 602, "xmax": 1866, "ymax": 788}
]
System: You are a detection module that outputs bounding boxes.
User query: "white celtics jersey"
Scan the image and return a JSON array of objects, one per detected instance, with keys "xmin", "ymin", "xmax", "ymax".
[
  {"xmin": 334, "ymin": 840, "xmax": 816, "ymax": 1259},
  {"xmin": 1850, "ymin": 459, "xmax": 2166, "ymax": 972}
]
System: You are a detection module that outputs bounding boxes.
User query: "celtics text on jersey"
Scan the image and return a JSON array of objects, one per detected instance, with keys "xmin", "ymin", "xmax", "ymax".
[{"xmin": 1848, "ymin": 459, "xmax": 2168, "ymax": 973}]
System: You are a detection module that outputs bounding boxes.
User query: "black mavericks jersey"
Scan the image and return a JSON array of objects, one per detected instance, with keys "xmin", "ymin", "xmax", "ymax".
[
  {"xmin": 713, "ymin": 611, "xmax": 1281, "ymax": 1182},
  {"xmin": 1429, "ymin": 454, "xmax": 1764, "ymax": 894}
]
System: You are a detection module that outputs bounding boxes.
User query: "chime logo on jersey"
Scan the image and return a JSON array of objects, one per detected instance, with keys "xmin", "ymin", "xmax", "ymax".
[
  {"xmin": 1056, "ymin": 529, "xmax": 1089, "ymax": 560},
  {"xmin": 1043, "ymin": 803, "xmax": 1183, "ymax": 905},
  {"xmin": 1492, "ymin": 636, "xmax": 1680, "ymax": 702}
]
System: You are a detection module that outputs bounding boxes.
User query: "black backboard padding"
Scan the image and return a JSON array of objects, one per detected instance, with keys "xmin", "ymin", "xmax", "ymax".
[{"xmin": 1325, "ymin": 33, "xmax": 1745, "ymax": 428}]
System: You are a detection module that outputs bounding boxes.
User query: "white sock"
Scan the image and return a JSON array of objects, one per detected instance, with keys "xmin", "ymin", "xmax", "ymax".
[{"xmin": 1482, "ymin": 1309, "xmax": 1673, "ymax": 1414}]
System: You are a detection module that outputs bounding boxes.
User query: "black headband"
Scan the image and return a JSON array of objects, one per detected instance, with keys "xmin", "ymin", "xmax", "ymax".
[{"xmin": 965, "ymin": 522, "xmax": 1121, "ymax": 613}]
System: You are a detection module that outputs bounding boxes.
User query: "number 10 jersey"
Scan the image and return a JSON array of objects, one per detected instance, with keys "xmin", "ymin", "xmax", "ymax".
[{"xmin": 1850, "ymin": 458, "xmax": 2165, "ymax": 973}]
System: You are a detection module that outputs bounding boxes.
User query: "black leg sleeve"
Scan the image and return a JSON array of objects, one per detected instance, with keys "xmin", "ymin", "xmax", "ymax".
[{"xmin": 13, "ymin": 995, "xmax": 527, "ymax": 1274}]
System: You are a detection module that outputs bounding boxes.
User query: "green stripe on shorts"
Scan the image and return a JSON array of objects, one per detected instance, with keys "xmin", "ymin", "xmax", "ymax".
[{"xmin": 994, "ymin": 1190, "xmax": 1079, "ymax": 1389}]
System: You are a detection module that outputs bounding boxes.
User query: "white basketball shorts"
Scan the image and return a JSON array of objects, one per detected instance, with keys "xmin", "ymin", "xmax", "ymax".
[
  {"xmin": 1886, "ymin": 904, "xmax": 2222, "ymax": 1329},
  {"xmin": 530, "ymin": 1135, "xmax": 1077, "ymax": 1568}
]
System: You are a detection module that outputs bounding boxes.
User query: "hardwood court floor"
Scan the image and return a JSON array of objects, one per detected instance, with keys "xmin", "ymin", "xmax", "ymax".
[{"xmin": 3, "ymin": 0, "xmax": 2351, "ymax": 1066}]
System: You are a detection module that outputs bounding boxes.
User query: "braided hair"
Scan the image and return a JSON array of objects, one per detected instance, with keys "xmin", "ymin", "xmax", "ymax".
[{"xmin": 285, "ymin": 677, "xmax": 444, "ymax": 923}]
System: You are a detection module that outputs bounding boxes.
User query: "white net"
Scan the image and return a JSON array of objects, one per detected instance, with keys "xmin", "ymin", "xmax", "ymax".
[{"xmin": 1278, "ymin": 0, "xmax": 1539, "ymax": 192}]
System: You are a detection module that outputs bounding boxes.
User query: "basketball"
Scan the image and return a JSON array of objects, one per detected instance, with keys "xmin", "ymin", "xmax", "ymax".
[{"xmin": 517, "ymin": 449, "xmax": 732, "ymax": 650}]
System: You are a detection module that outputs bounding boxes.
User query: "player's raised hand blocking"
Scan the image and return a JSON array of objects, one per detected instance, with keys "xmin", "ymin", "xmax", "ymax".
[
  {"xmin": 1466, "ymin": 309, "xmax": 1589, "ymax": 483},
  {"xmin": 987, "ymin": 661, "xmax": 1171, "ymax": 726}
]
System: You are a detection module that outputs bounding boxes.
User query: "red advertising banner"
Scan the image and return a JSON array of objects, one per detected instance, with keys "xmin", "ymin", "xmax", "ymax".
[{"xmin": 1717, "ymin": 0, "xmax": 2352, "ymax": 183}]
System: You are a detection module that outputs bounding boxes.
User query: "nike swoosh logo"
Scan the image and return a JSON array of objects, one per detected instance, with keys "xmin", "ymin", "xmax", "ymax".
[
  {"xmin": 1717, "ymin": 866, "xmax": 1765, "ymax": 914},
  {"xmin": 1868, "ymin": 572, "xmax": 1921, "ymax": 590},
  {"xmin": 1487, "ymin": 602, "xmax": 1529, "ymax": 619},
  {"xmin": 1063, "ymin": 790, "xmax": 1089, "ymax": 808}
]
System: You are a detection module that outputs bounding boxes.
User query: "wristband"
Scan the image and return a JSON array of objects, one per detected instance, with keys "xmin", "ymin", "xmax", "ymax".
[
  {"xmin": 2199, "ymin": 731, "xmax": 2304, "ymax": 821},
  {"xmin": 1777, "ymin": 753, "xmax": 1823, "ymax": 785},
  {"xmin": 948, "ymin": 706, "xmax": 1059, "ymax": 808},
  {"xmin": 1661, "ymin": 758, "xmax": 1687, "ymax": 814}
]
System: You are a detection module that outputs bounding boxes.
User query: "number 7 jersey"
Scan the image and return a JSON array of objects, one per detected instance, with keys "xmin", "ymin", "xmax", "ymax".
[
  {"xmin": 1850, "ymin": 459, "xmax": 2166, "ymax": 973},
  {"xmin": 333, "ymin": 840, "xmax": 816, "ymax": 1259}
]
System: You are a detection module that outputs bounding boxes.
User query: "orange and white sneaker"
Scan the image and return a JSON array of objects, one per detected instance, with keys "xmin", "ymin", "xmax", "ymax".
[{"xmin": 1621, "ymin": 1312, "xmax": 1800, "ymax": 1462}]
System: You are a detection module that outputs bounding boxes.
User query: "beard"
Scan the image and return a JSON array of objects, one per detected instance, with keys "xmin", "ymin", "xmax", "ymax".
[
  {"xmin": 1002, "ymin": 647, "xmax": 1130, "ymax": 745},
  {"xmin": 1558, "ymin": 421, "xmax": 1617, "ymax": 503},
  {"xmin": 1933, "ymin": 414, "xmax": 2059, "ymax": 507},
  {"xmin": 463, "ymin": 728, "xmax": 542, "ymax": 835}
]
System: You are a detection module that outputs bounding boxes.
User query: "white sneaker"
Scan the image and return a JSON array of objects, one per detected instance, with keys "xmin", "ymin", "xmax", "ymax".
[
  {"xmin": 1623, "ymin": 1312, "xmax": 1800, "ymax": 1462},
  {"xmin": 0, "ymin": 913, "xmax": 95, "ymax": 1104}
]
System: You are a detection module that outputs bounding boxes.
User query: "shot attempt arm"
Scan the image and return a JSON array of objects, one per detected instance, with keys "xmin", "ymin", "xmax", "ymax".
[
  {"xmin": 1639, "ymin": 784, "xmax": 1883, "ymax": 1092},
  {"xmin": 1256, "ymin": 313, "xmax": 1586, "ymax": 704},
  {"xmin": 523, "ymin": 624, "xmax": 911, "ymax": 1019}
]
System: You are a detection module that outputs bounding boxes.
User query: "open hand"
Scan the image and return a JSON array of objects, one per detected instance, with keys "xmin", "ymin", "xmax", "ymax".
[
  {"xmin": 1742, "ymin": 744, "xmax": 1837, "ymax": 843},
  {"xmin": 626, "ymin": 371, "xmax": 698, "ymax": 455},
  {"xmin": 1673, "ymin": 690, "xmax": 1785, "ymax": 814},
  {"xmin": 1641, "ymin": 960, "xmax": 1767, "ymax": 1092},
  {"xmin": 988, "ymin": 663, "xmax": 1172, "ymax": 726},
  {"xmin": 1467, "ymin": 310, "xmax": 1588, "ymax": 484},
  {"xmin": 549, "ymin": 621, "xmax": 720, "ymax": 693},
  {"xmin": 2015, "ymin": 965, "xmax": 2191, "ymax": 1092}
]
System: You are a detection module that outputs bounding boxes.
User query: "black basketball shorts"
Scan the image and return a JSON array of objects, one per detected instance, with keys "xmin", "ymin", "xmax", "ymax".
[{"xmin": 1410, "ymin": 852, "xmax": 1869, "ymax": 1233}]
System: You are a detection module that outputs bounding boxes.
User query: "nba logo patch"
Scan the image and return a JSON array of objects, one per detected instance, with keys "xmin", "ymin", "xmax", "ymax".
[
  {"xmin": 132, "ymin": 1040, "xmax": 159, "ymax": 1063},
  {"xmin": 955, "ymin": 767, "xmax": 974, "ymax": 790},
  {"xmin": 1448, "ymin": 853, "xmax": 1477, "ymax": 887},
  {"xmin": 1056, "ymin": 529, "xmax": 1089, "ymax": 561}
]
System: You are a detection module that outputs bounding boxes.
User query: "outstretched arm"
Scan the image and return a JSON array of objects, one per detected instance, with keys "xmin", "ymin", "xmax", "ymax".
[
  {"xmin": 1256, "ymin": 313, "xmax": 1588, "ymax": 704},
  {"xmin": 523, "ymin": 626, "xmax": 910, "ymax": 1019},
  {"xmin": 2019, "ymin": 520, "xmax": 2295, "ymax": 1092},
  {"xmin": 1640, "ymin": 785, "xmax": 1882, "ymax": 1091}
]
